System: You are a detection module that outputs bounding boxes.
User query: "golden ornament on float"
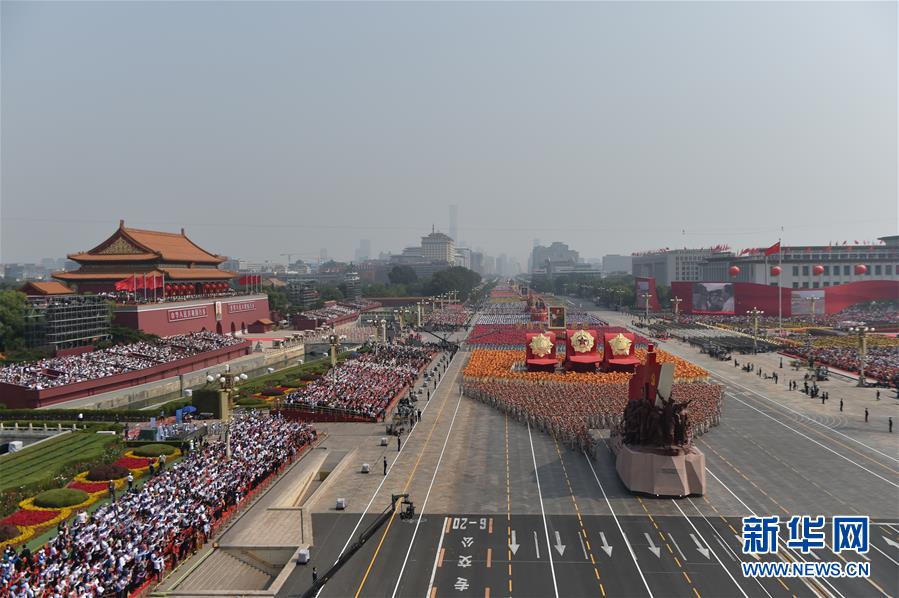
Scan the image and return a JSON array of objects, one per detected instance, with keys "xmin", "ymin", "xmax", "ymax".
[
  {"xmin": 609, "ymin": 333, "xmax": 633, "ymax": 356},
  {"xmin": 570, "ymin": 330, "xmax": 595, "ymax": 353},
  {"xmin": 529, "ymin": 333, "xmax": 554, "ymax": 357}
]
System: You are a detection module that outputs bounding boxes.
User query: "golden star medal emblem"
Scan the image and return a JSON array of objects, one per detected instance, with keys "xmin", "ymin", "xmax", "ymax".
[
  {"xmin": 608, "ymin": 333, "xmax": 632, "ymax": 356},
  {"xmin": 570, "ymin": 330, "xmax": 595, "ymax": 353},
  {"xmin": 529, "ymin": 333, "xmax": 553, "ymax": 357}
]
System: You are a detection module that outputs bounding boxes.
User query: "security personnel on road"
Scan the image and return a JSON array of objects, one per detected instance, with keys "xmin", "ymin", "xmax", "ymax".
[{"xmin": 383, "ymin": 456, "xmax": 388, "ymax": 475}]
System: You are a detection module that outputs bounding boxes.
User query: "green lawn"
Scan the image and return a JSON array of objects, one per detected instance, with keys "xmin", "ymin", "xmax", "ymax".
[{"xmin": 0, "ymin": 432, "xmax": 118, "ymax": 492}]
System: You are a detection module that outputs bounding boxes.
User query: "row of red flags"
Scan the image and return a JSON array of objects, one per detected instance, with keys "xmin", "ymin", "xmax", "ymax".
[
  {"xmin": 740, "ymin": 241, "xmax": 883, "ymax": 257},
  {"xmin": 238, "ymin": 274, "xmax": 262, "ymax": 286},
  {"xmin": 114, "ymin": 274, "xmax": 163, "ymax": 291},
  {"xmin": 115, "ymin": 273, "xmax": 262, "ymax": 291}
]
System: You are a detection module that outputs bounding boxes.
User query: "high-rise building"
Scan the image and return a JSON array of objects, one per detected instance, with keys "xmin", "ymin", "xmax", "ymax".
[
  {"xmin": 449, "ymin": 205, "xmax": 458, "ymax": 244},
  {"xmin": 530, "ymin": 242, "xmax": 580, "ymax": 273},
  {"xmin": 421, "ymin": 227, "xmax": 456, "ymax": 264},
  {"xmin": 632, "ymin": 248, "xmax": 725, "ymax": 286},
  {"xmin": 471, "ymin": 251, "xmax": 484, "ymax": 274},
  {"xmin": 355, "ymin": 239, "xmax": 371, "ymax": 263},
  {"xmin": 602, "ymin": 254, "xmax": 633, "ymax": 275},
  {"xmin": 455, "ymin": 247, "xmax": 471, "ymax": 269}
]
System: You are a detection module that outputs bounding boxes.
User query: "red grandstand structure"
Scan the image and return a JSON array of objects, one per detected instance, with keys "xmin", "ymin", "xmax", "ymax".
[{"xmin": 0, "ymin": 339, "xmax": 251, "ymax": 408}]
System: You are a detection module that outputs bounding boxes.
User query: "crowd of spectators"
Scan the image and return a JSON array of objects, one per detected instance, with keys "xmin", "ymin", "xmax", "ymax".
[
  {"xmin": 296, "ymin": 304, "xmax": 359, "ymax": 326},
  {"xmin": 282, "ymin": 343, "xmax": 436, "ymax": 418},
  {"xmin": 787, "ymin": 345, "xmax": 899, "ymax": 384},
  {"xmin": 670, "ymin": 301, "xmax": 899, "ymax": 333},
  {"xmin": 0, "ymin": 332, "xmax": 244, "ymax": 390},
  {"xmin": 0, "ymin": 413, "xmax": 316, "ymax": 597},
  {"xmin": 425, "ymin": 305, "xmax": 472, "ymax": 331}
]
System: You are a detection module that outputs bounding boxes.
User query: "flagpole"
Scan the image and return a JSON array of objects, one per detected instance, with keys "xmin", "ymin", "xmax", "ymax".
[{"xmin": 778, "ymin": 235, "xmax": 783, "ymax": 333}]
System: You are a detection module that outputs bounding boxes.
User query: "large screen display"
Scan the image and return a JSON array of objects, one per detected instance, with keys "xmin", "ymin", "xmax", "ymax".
[
  {"xmin": 791, "ymin": 290, "xmax": 825, "ymax": 315},
  {"xmin": 692, "ymin": 282, "xmax": 735, "ymax": 314}
]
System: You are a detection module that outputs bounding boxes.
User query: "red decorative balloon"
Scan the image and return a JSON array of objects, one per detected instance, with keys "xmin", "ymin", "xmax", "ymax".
[
  {"xmin": 812, "ymin": 265, "xmax": 824, "ymax": 275},
  {"xmin": 854, "ymin": 264, "xmax": 867, "ymax": 275},
  {"xmin": 770, "ymin": 266, "xmax": 782, "ymax": 276},
  {"xmin": 729, "ymin": 266, "xmax": 741, "ymax": 277}
]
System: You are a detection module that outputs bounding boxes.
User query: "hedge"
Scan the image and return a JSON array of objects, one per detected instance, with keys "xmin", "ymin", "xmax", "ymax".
[
  {"xmin": 131, "ymin": 444, "xmax": 178, "ymax": 458},
  {"xmin": 33, "ymin": 488, "xmax": 89, "ymax": 509},
  {"xmin": 0, "ymin": 397, "xmax": 192, "ymax": 423},
  {"xmin": 86, "ymin": 463, "xmax": 130, "ymax": 481},
  {"xmin": 0, "ymin": 524, "xmax": 18, "ymax": 542}
]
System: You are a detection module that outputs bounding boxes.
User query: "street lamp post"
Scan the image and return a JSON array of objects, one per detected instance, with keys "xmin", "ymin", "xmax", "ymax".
[
  {"xmin": 747, "ymin": 307, "xmax": 764, "ymax": 354},
  {"xmin": 380, "ymin": 318, "xmax": 387, "ymax": 343},
  {"xmin": 670, "ymin": 296, "xmax": 683, "ymax": 322},
  {"xmin": 849, "ymin": 326, "xmax": 873, "ymax": 387},
  {"xmin": 640, "ymin": 292, "xmax": 651, "ymax": 322},
  {"xmin": 805, "ymin": 296, "xmax": 819, "ymax": 319},
  {"xmin": 416, "ymin": 302, "xmax": 422, "ymax": 327}
]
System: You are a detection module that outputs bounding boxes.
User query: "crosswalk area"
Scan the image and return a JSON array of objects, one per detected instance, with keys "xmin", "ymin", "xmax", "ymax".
[{"xmin": 428, "ymin": 514, "xmax": 899, "ymax": 598}]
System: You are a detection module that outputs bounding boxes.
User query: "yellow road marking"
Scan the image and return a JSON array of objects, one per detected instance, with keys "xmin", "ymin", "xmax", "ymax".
[{"xmin": 354, "ymin": 373, "xmax": 456, "ymax": 597}]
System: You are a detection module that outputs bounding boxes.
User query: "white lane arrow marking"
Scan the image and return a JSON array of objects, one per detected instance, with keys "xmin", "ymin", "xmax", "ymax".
[
  {"xmin": 735, "ymin": 535, "xmax": 759, "ymax": 560},
  {"xmin": 534, "ymin": 530, "xmax": 541, "ymax": 559},
  {"xmin": 554, "ymin": 531, "xmax": 566, "ymax": 556},
  {"xmin": 884, "ymin": 537, "xmax": 899, "ymax": 550},
  {"xmin": 690, "ymin": 533, "xmax": 710, "ymax": 559},
  {"xmin": 599, "ymin": 532, "xmax": 613, "ymax": 557},
  {"xmin": 644, "ymin": 533, "xmax": 660, "ymax": 558},
  {"xmin": 509, "ymin": 530, "xmax": 519, "ymax": 555}
]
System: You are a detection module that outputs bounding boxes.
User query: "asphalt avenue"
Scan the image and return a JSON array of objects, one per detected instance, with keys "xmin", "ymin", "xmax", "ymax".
[{"xmin": 281, "ymin": 317, "xmax": 899, "ymax": 598}]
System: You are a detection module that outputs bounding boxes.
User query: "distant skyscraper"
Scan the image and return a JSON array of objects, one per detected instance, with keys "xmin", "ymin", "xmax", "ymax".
[
  {"xmin": 449, "ymin": 205, "xmax": 458, "ymax": 244},
  {"xmin": 355, "ymin": 239, "xmax": 371, "ymax": 262},
  {"xmin": 319, "ymin": 248, "xmax": 329, "ymax": 264}
]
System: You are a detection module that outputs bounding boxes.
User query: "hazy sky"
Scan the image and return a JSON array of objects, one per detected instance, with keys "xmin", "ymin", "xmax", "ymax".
[{"xmin": 2, "ymin": 1, "xmax": 896, "ymax": 266}]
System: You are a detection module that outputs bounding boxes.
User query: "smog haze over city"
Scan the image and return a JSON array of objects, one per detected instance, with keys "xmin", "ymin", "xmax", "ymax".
[{"xmin": 1, "ymin": 1, "xmax": 896, "ymax": 265}]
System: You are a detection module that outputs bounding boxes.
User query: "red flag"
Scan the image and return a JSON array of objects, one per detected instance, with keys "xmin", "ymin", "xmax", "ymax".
[
  {"xmin": 115, "ymin": 275, "xmax": 137, "ymax": 291},
  {"xmin": 144, "ymin": 273, "xmax": 163, "ymax": 289},
  {"xmin": 764, "ymin": 242, "xmax": 781, "ymax": 256}
]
